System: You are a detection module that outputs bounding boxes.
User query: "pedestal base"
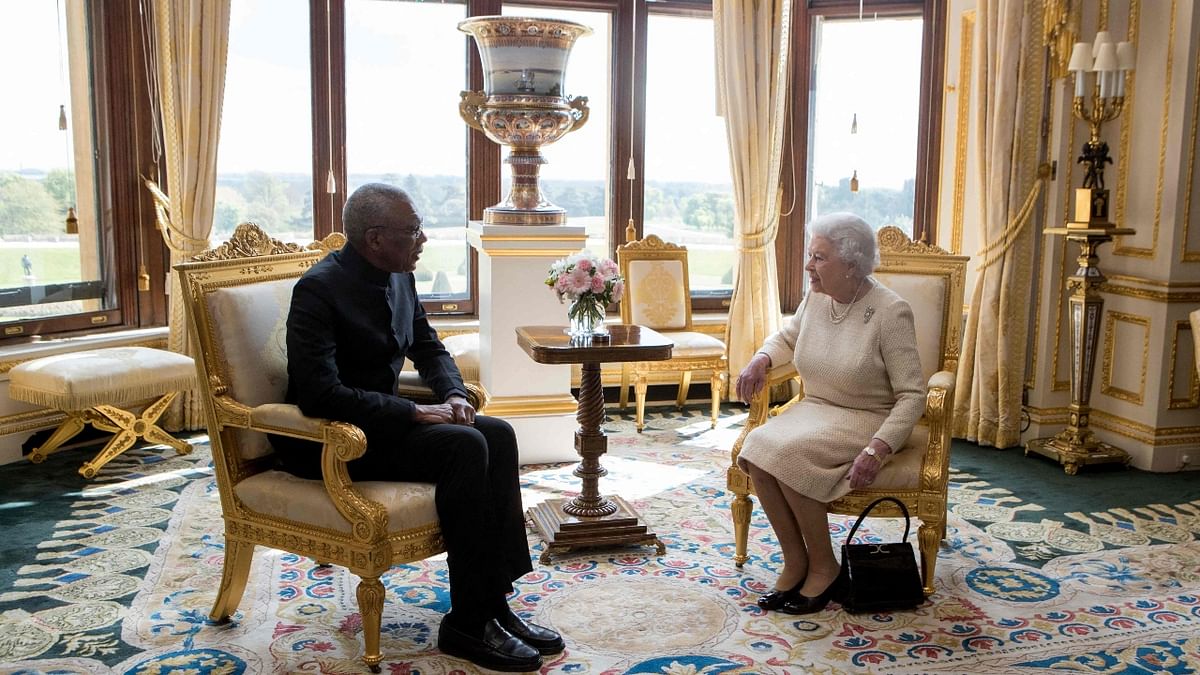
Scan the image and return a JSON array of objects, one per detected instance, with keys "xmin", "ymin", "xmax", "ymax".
[
  {"xmin": 527, "ymin": 494, "xmax": 665, "ymax": 564},
  {"xmin": 1025, "ymin": 436, "xmax": 1131, "ymax": 475}
]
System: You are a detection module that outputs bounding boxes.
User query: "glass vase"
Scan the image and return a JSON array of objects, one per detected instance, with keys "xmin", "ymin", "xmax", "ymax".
[{"xmin": 566, "ymin": 294, "xmax": 609, "ymax": 340}]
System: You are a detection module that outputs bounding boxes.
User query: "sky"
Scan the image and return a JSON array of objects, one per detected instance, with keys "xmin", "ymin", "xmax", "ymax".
[{"xmin": 1, "ymin": 1, "xmax": 922, "ymax": 191}]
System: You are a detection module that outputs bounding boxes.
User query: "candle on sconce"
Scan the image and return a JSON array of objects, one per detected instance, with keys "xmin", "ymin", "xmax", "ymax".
[
  {"xmin": 1115, "ymin": 41, "xmax": 1135, "ymax": 97},
  {"xmin": 1067, "ymin": 41, "xmax": 1093, "ymax": 98},
  {"xmin": 1094, "ymin": 41, "xmax": 1117, "ymax": 99}
]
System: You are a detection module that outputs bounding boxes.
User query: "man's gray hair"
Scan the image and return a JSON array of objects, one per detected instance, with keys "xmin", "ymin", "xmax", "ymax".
[
  {"xmin": 807, "ymin": 212, "xmax": 879, "ymax": 276},
  {"xmin": 342, "ymin": 183, "xmax": 412, "ymax": 248}
]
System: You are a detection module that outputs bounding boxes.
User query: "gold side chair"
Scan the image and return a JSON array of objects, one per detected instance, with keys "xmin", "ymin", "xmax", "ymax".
[
  {"xmin": 176, "ymin": 223, "xmax": 485, "ymax": 673},
  {"xmin": 616, "ymin": 234, "xmax": 727, "ymax": 432},
  {"xmin": 727, "ymin": 227, "xmax": 967, "ymax": 596}
]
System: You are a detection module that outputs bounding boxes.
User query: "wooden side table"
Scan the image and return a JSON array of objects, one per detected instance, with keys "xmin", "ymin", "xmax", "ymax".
[{"xmin": 515, "ymin": 325, "xmax": 673, "ymax": 562}]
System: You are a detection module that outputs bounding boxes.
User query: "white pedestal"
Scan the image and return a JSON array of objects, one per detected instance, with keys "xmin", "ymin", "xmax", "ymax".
[{"xmin": 467, "ymin": 221, "xmax": 587, "ymax": 464}]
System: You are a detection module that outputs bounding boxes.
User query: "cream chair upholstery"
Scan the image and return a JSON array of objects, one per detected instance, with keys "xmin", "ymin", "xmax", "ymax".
[
  {"xmin": 176, "ymin": 223, "xmax": 485, "ymax": 673},
  {"xmin": 617, "ymin": 234, "xmax": 727, "ymax": 432},
  {"xmin": 727, "ymin": 226, "xmax": 967, "ymax": 596}
]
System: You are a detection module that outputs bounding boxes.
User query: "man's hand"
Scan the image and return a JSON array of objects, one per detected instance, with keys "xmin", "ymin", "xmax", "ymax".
[
  {"xmin": 736, "ymin": 353, "xmax": 772, "ymax": 403},
  {"xmin": 412, "ymin": 396, "xmax": 476, "ymax": 426},
  {"xmin": 445, "ymin": 395, "xmax": 475, "ymax": 426}
]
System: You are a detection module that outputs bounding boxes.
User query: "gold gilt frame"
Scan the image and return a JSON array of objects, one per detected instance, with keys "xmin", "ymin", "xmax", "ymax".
[
  {"xmin": 176, "ymin": 223, "xmax": 482, "ymax": 672},
  {"xmin": 726, "ymin": 226, "xmax": 966, "ymax": 597},
  {"xmin": 616, "ymin": 234, "xmax": 727, "ymax": 431}
]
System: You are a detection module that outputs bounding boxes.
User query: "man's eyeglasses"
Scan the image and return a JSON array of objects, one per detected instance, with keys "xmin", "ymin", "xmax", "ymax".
[{"xmin": 370, "ymin": 221, "xmax": 423, "ymax": 240}]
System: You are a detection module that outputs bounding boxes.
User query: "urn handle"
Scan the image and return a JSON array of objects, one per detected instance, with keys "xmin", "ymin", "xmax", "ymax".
[
  {"xmin": 458, "ymin": 90, "xmax": 486, "ymax": 132},
  {"xmin": 568, "ymin": 95, "xmax": 590, "ymax": 133}
]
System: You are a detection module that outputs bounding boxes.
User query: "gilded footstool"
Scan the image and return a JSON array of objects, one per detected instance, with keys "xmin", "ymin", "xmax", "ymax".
[{"xmin": 9, "ymin": 346, "xmax": 197, "ymax": 478}]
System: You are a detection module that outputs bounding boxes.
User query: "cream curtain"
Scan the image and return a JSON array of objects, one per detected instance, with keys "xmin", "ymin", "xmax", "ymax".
[
  {"xmin": 954, "ymin": 1, "xmax": 1047, "ymax": 447},
  {"xmin": 153, "ymin": 0, "xmax": 231, "ymax": 429},
  {"xmin": 714, "ymin": 0, "xmax": 792, "ymax": 382}
]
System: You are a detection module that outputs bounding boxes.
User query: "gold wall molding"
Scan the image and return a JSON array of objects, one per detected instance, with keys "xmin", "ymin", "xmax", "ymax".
[
  {"xmin": 1091, "ymin": 408, "xmax": 1200, "ymax": 446},
  {"xmin": 480, "ymin": 394, "xmax": 579, "ymax": 417},
  {"xmin": 1026, "ymin": 406, "xmax": 1200, "ymax": 446},
  {"xmin": 1106, "ymin": 274, "xmax": 1200, "ymax": 287},
  {"xmin": 1182, "ymin": 24, "xmax": 1200, "ymax": 262},
  {"xmin": 1050, "ymin": 239, "xmax": 1072, "ymax": 391},
  {"xmin": 0, "ymin": 409, "xmax": 66, "ymax": 438},
  {"xmin": 1099, "ymin": 281, "xmax": 1200, "ymax": 303},
  {"xmin": 1100, "ymin": 310, "xmax": 1150, "ymax": 405},
  {"xmin": 950, "ymin": 9, "xmax": 975, "ymax": 256},
  {"xmin": 1117, "ymin": 0, "xmax": 1173, "ymax": 259},
  {"xmin": 0, "ymin": 337, "xmax": 168, "ymax": 374},
  {"xmin": 1113, "ymin": 0, "xmax": 1140, "ymax": 238},
  {"xmin": 1168, "ymin": 319, "xmax": 1199, "ymax": 408}
]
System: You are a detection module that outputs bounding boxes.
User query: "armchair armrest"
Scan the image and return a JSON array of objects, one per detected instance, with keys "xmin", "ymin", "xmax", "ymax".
[
  {"xmin": 215, "ymin": 396, "xmax": 384, "ymax": 543},
  {"xmin": 919, "ymin": 370, "xmax": 956, "ymax": 493},
  {"xmin": 395, "ymin": 371, "xmax": 490, "ymax": 410}
]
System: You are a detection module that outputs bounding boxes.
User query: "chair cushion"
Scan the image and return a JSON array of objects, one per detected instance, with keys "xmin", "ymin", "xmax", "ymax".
[
  {"xmin": 659, "ymin": 331, "xmax": 725, "ymax": 358},
  {"xmin": 626, "ymin": 259, "xmax": 688, "ymax": 330},
  {"xmin": 442, "ymin": 333, "xmax": 480, "ymax": 382},
  {"xmin": 869, "ymin": 423, "xmax": 930, "ymax": 490},
  {"xmin": 207, "ymin": 278, "xmax": 296, "ymax": 460},
  {"xmin": 9, "ymin": 346, "xmax": 196, "ymax": 410},
  {"xmin": 874, "ymin": 272, "xmax": 947, "ymax": 382},
  {"xmin": 234, "ymin": 469, "xmax": 438, "ymax": 534}
]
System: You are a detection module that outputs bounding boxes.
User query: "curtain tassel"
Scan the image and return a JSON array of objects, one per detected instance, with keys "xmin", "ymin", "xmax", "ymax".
[
  {"xmin": 58, "ymin": 105, "xmax": 68, "ymax": 130},
  {"xmin": 138, "ymin": 264, "xmax": 151, "ymax": 292},
  {"xmin": 850, "ymin": 170, "xmax": 859, "ymax": 193},
  {"xmin": 64, "ymin": 206, "xmax": 78, "ymax": 234}
]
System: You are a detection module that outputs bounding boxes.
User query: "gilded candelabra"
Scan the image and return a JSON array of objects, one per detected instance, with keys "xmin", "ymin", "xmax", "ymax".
[{"xmin": 1026, "ymin": 33, "xmax": 1135, "ymax": 475}]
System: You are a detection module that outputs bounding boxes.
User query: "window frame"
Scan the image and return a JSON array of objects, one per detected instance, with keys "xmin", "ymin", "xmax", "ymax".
[
  {"xmin": 1, "ymin": 0, "xmax": 168, "ymax": 344},
  {"xmin": 776, "ymin": 0, "xmax": 945, "ymax": 312}
]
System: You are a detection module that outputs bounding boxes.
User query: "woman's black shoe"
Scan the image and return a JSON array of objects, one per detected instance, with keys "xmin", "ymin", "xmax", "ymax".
[
  {"xmin": 780, "ymin": 573, "xmax": 845, "ymax": 615},
  {"xmin": 757, "ymin": 583, "xmax": 801, "ymax": 611}
]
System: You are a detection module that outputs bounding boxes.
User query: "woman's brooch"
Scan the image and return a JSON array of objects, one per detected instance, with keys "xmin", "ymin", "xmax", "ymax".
[{"xmin": 863, "ymin": 306, "xmax": 875, "ymax": 323}]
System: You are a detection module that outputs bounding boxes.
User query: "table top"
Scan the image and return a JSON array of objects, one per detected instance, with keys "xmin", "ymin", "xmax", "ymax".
[{"xmin": 515, "ymin": 325, "xmax": 674, "ymax": 365}]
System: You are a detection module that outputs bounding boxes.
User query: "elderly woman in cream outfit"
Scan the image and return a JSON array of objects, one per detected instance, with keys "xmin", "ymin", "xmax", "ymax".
[{"xmin": 736, "ymin": 212, "xmax": 926, "ymax": 615}]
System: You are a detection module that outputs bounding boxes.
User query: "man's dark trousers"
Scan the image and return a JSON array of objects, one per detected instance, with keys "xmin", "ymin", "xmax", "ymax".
[{"xmin": 348, "ymin": 415, "xmax": 531, "ymax": 627}]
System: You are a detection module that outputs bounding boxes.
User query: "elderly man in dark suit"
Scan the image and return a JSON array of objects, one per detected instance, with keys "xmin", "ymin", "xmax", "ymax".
[{"xmin": 274, "ymin": 183, "xmax": 561, "ymax": 672}]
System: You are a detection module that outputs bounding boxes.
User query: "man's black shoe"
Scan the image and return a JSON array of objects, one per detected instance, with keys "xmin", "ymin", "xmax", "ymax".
[
  {"xmin": 498, "ymin": 609, "xmax": 566, "ymax": 655},
  {"xmin": 438, "ymin": 617, "xmax": 543, "ymax": 672}
]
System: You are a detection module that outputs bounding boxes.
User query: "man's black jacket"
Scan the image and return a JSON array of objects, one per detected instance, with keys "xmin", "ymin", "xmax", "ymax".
[{"xmin": 270, "ymin": 242, "xmax": 468, "ymax": 477}]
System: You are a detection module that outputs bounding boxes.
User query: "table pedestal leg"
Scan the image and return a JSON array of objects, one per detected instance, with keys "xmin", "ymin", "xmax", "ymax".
[{"xmin": 527, "ymin": 362, "xmax": 666, "ymax": 563}]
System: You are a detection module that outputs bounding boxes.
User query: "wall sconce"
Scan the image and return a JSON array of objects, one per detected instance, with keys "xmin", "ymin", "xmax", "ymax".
[{"xmin": 1065, "ymin": 31, "xmax": 1135, "ymax": 228}]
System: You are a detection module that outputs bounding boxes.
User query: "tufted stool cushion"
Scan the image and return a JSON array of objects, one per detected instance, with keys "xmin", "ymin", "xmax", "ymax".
[
  {"xmin": 10, "ymin": 346, "xmax": 195, "ymax": 410},
  {"xmin": 9, "ymin": 346, "xmax": 197, "ymax": 477}
]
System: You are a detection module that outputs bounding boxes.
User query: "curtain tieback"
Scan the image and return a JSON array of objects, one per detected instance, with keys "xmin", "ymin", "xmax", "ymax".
[{"xmin": 974, "ymin": 167, "xmax": 1050, "ymax": 271}]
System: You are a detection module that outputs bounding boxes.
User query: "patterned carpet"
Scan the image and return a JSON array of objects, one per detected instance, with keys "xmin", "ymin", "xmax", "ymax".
[{"xmin": 1, "ymin": 404, "xmax": 1198, "ymax": 674}]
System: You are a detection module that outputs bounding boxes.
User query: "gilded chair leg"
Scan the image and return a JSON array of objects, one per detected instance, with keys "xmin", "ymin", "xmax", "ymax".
[
  {"xmin": 731, "ymin": 492, "xmax": 752, "ymax": 567},
  {"xmin": 635, "ymin": 374, "xmax": 649, "ymax": 433},
  {"xmin": 357, "ymin": 576, "xmax": 386, "ymax": 673},
  {"xmin": 209, "ymin": 537, "xmax": 255, "ymax": 622},
  {"xmin": 709, "ymin": 371, "xmax": 723, "ymax": 429},
  {"xmin": 619, "ymin": 364, "xmax": 631, "ymax": 409},
  {"xmin": 917, "ymin": 521, "xmax": 940, "ymax": 597},
  {"xmin": 28, "ymin": 413, "xmax": 87, "ymax": 464},
  {"xmin": 676, "ymin": 371, "xmax": 692, "ymax": 409}
]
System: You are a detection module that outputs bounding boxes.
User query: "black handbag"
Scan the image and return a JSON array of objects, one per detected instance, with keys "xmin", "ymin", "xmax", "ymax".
[{"xmin": 839, "ymin": 496, "xmax": 926, "ymax": 613}]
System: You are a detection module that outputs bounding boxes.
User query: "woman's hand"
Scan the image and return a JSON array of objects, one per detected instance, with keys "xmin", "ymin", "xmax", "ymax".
[
  {"xmin": 847, "ymin": 440, "xmax": 892, "ymax": 489},
  {"xmin": 736, "ymin": 353, "xmax": 772, "ymax": 403}
]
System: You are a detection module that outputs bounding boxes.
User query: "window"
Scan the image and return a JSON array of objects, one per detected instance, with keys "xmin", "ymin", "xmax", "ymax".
[
  {"xmin": 806, "ymin": 15, "xmax": 924, "ymax": 237},
  {"xmin": 643, "ymin": 11, "xmax": 735, "ymax": 296},
  {"xmin": 215, "ymin": 0, "xmax": 314, "ymax": 245},
  {"xmin": 504, "ymin": 4, "xmax": 613, "ymax": 258},
  {"xmin": 0, "ymin": 1, "xmax": 110, "ymax": 333},
  {"xmin": 345, "ymin": 0, "xmax": 470, "ymax": 298}
]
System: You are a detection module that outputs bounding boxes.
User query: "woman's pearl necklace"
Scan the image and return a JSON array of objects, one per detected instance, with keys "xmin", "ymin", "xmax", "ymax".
[{"xmin": 828, "ymin": 277, "xmax": 870, "ymax": 324}]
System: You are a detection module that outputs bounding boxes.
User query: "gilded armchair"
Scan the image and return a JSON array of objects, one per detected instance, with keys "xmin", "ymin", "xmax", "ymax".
[
  {"xmin": 176, "ymin": 223, "xmax": 485, "ymax": 672},
  {"xmin": 616, "ymin": 234, "xmax": 727, "ymax": 432},
  {"xmin": 727, "ymin": 227, "xmax": 967, "ymax": 596}
]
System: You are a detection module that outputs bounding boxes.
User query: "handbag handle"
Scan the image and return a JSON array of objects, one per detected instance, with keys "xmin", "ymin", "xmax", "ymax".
[{"xmin": 845, "ymin": 496, "xmax": 912, "ymax": 544}]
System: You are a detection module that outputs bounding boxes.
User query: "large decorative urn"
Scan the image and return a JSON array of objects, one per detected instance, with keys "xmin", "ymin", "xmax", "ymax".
[{"xmin": 459, "ymin": 16, "xmax": 591, "ymax": 225}]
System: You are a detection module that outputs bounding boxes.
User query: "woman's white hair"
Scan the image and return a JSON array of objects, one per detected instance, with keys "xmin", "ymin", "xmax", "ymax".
[{"xmin": 807, "ymin": 212, "xmax": 879, "ymax": 276}]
